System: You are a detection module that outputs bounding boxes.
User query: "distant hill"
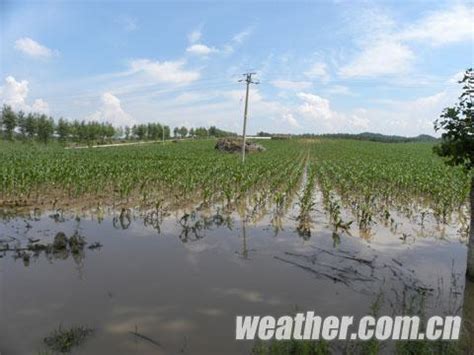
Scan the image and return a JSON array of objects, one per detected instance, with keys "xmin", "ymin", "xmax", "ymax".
[
  {"xmin": 334, "ymin": 132, "xmax": 439, "ymax": 143},
  {"xmin": 257, "ymin": 131, "xmax": 439, "ymax": 143}
]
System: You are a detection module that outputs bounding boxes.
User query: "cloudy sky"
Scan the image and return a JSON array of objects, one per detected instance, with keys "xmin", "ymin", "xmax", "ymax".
[{"xmin": 0, "ymin": 0, "xmax": 472, "ymax": 136}]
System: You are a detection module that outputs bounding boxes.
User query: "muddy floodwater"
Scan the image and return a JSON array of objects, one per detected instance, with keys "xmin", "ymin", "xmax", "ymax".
[{"xmin": 0, "ymin": 206, "xmax": 469, "ymax": 354}]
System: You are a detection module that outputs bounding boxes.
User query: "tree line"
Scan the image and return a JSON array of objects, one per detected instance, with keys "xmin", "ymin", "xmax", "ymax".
[{"xmin": 0, "ymin": 105, "xmax": 236, "ymax": 144}]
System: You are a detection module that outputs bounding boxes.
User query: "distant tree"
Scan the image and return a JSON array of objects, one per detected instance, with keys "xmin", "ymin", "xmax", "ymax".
[
  {"xmin": 17, "ymin": 111, "xmax": 27, "ymax": 139},
  {"xmin": 434, "ymin": 68, "xmax": 474, "ymax": 279},
  {"xmin": 36, "ymin": 114, "xmax": 55, "ymax": 144},
  {"xmin": 124, "ymin": 126, "xmax": 131, "ymax": 140},
  {"xmin": 208, "ymin": 125, "xmax": 236, "ymax": 138},
  {"xmin": 156, "ymin": 123, "xmax": 164, "ymax": 140},
  {"xmin": 257, "ymin": 131, "xmax": 272, "ymax": 137},
  {"xmin": 194, "ymin": 127, "xmax": 208, "ymax": 138},
  {"xmin": 0, "ymin": 107, "xmax": 235, "ymax": 145},
  {"xmin": 163, "ymin": 125, "xmax": 171, "ymax": 139},
  {"xmin": 114, "ymin": 126, "xmax": 124, "ymax": 140},
  {"xmin": 146, "ymin": 123, "xmax": 162, "ymax": 140},
  {"xmin": 1, "ymin": 105, "xmax": 17, "ymax": 140},
  {"xmin": 179, "ymin": 126, "xmax": 188, "ymax": 138},
  {"xmin": 25, "ymin": 113, "xmax": 38, "ymax": 138},
  {"xmin": 103, "ymin": 123, "xmax": 115, "ymax": 141},
  {"xmin": 133, "ymin": 124, "xmax": 147, "ymax": 140},
  {"xmin": 208, "ymin": 126, "xmax": 217, "ymax": 137},
  {"xmin": 57, "ymin": 118, "xmax": 70, "ymax": 142}
]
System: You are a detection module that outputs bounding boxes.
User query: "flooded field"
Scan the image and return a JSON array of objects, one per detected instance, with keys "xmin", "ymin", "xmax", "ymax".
[
  {"xmin": 1, "ymin": 139, "xmax": 472, "ymax": 354},
  {"xmin": 0, "ymin": 202, "xmax": 470, "ymax": 354}
]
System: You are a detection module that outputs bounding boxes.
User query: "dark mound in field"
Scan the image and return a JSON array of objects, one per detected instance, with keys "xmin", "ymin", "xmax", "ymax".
[{"xmin": 215, "ymin": 138, "xmax": 266, "ymax": 153}]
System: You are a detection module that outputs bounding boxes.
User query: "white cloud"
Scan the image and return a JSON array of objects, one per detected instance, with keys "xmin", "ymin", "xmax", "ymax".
[
  {"xmin": 339, "ymin": 41, "xmax": 414, "ymax": 78},
  {"xmin": 297, "ymin": 92, "xmax": 334, "ymax": 121},
  {"xmin": 188, "ymin": 29, "xmax": 202, "ymax": 44},
  {"xmin": 347, "ymin": 6, "xmax": 396, "ymax": 44},
  {"xmin": 0, "ymin": 76, "xmax": 49, "ymax": 113},
  {"xmin": 14, "ymin": 37, "xmax": 55, "ymax": 58},
  {"xmin": 295, "ymin": 92, "xmax": 371, "ymax": 133},
  {"xmin": 118, "ymin": 16, "xmax": 138, "ymax": 32},
  {"xmin": 282, "ymin": 113, "xmax": 301, "ymax": 128},
  {"xmin": 304, "ymin": 62, "xmax": 329, "ymax": 82},
  {"xmin": 32, "ymin": 99, "xmax": 50, "ymax": 113},
  {"xmin": 348, "ymin": 89, "xmax": 458, "ymax": 136},
  {"xmin": 186, "ymin": 44, "xmax": 218, "ymax": 56},
  {"xmin": 398, "ymin": 5, "xmax": 473, "ymax": 46},
  {"xmin": 129, "ymin": 59, "xmax": 200, "ymax": 84},
  {"xmin": 349, "ymin": 113, "xmax": 370, "ymax": 130},
  {"xmin": 271, "ymin": 80, "xmax": 312, "ymax": 90},
  {"xmin": 338, "ymin": 4, "xmax": 472, "ymax": 79},
  {"xmin": 233, "ymin": 27, "xmax": 253, "ymax": 44},
  {"xmin": 0, "ymin": 76, "xmax": 28, "ymax": 108},
  {"xmin": 447, "ymin": 70, "xmax": 466, "ymax": 84},
  {"xmin": 223, "ymin": 27, "xmax": 254, "ymax": 54},
  {"xmin": 88, "ymin": 92, "xmax": 135, "ymax": 127},
  {"xmin": 173, "ymin": 92, "xmax": 208, "ymax": 104},
  {"xmin": 325, "ymin": 85, "xmax": 352, "ymax": 96}
]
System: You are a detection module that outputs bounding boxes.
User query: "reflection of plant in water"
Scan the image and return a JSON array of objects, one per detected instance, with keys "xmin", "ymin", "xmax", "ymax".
[
  {"xmin": 177, "ymin": 210, "xmax": 233, "ymax": 243},
  {"xmin": 0, "ymin": 231, "xmax": 101, "ymax": 267},
  {"xmin": 143, "ymin": 201, "xmax": 169, "ymax": 233},
  {"xmin": 332, "ymin": 232, "xmax": 341, "ymax": 248},
  {"xmin": 113, "ymin": 208, "xmax": 132, "ymax": 229},
  {"xmin": 43, "ymin": 325, "xmax": 93, "ymax": 353},
  {"xmin": 271, "ymin": 213, "xmax": 284, "ymax": 236},
  {"xmin": 296, "ymin": 164, "xmax": 317, "ymax": 239}
]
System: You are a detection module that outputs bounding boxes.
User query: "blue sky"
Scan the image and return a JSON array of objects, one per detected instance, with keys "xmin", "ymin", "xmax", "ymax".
[{"xmin": 1, "ymin": 0, "xmax": 472, "ymax": 136}]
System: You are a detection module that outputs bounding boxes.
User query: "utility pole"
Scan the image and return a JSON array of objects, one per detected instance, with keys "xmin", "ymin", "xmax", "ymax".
[
  {"xmin": 239, "ymin": 72, "xmax": 259, "ymax": 163},
  {"xmin": 162, "ymin": 125, "xmax": 165, "ymax": 144}
]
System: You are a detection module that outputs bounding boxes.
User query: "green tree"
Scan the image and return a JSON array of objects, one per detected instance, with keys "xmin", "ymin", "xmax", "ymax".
[
  {"xmin": 57, "ymin": 118, "xmax": 70, "ymax": 142},
  {"xmin": 36, "ymin": 114, "xmax": 55, "ymax": 144},
  {"xmin": 103, "ymin": 123, "xmax": 115, "ymax": 141},
  {"xmin": 195, "ymin": 127, "xmax": 208, "ymax": 138},
  {"xmin": 133, "ymin": 124, "xmax": 147, "ymax": 140},
  {"xmin": 163, "ymin": 125, "xmax": 170, "ymax": 139},
  {"xmin": 124, "ymin": 126, "xmax": 131, "ymax": 140},
  {"xmin": 179, "ymin": 126, "xmax": 188, "ymax": 138},
  {"xmin": 25, "ymin": 113, "xmax": 38, "ymax": 138},
  {"xmin": 1, "ymin": 105, "xmax": 17, "ymax": 140},
  {"xmin": 434, "ymin": 68, "xmax": 474, "ymax": 279},
  {"xmin": 16, "ymin": 111, "xmax": 27, "ymax": 139}
]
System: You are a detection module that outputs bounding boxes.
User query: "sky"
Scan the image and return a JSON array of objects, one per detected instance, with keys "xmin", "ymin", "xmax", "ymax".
[{"xmin": 0, "ymin": 0, "xmax": 472, "ymax": 136}]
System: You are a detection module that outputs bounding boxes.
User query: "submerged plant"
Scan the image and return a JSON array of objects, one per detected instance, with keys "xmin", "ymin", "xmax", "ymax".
[
  {"xmin": 43, "ymin": 325, "xmax": 93, "ymax": 353},
  {"xmin": 252, "ymin": 339, "xmax": 330, "ymax": 355}
]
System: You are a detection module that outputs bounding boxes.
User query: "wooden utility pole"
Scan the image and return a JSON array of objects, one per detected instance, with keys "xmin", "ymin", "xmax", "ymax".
[{"xmin": 239, "ymin": 72, "xmax": 258, "ymax": 163}]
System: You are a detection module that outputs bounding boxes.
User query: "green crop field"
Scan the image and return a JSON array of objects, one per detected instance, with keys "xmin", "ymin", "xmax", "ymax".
[{"xmin": 1, "ymin": 139, "xmax": 470, "ymax": 233}]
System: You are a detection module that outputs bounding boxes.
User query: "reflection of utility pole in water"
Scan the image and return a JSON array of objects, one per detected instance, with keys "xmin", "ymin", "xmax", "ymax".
[
  {"xmin": 237, "ymin": 217, "xmax": 249, "ymax": 259},
  {"xmin": 462, "ymin": 278, "xmax": 474, "ymax": 350}
]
